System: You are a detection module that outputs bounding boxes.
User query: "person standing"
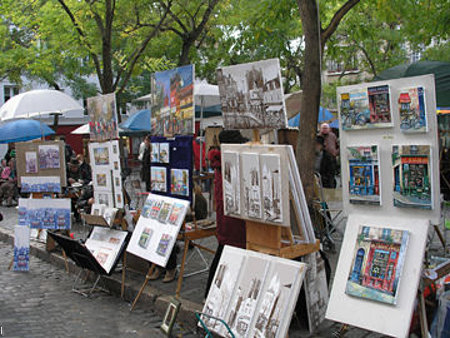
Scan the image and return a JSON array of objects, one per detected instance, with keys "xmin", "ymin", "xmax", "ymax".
[
  {"xmin": 318, "ymin": 123, "xmax": 339, "ymax": 188},
  {"xmin": 140, "ymin": 136, "xmax": 151, "ymax": 191}
]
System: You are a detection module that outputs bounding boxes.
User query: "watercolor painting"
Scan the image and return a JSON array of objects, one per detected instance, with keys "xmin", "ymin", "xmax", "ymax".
[
  {"xmin": 241, "ymin": 153, "xmax": 262, "ymax": 219},
  {"xmin": 93, "ymin": 146, "xmax": 110, "ymax": 166},
  {"xmin": 170, "ymin": 169, "xmax": 189, "ymax": 197},
  {"xmin": 347, "ymin": 145, "xmax": 380, "ymax": 205},
  {"xmin": 151, "ymin": 143, "xmax": 160, "ymax": 163},
  {"xmin": 346, "ymin": 225, "xmax": 409, "ymax": 305},
  {"xmin": 38, "ymin": 144, "xmax": 60, "ymax": 169},
  {"xmin": 392, "ymin": 145, "xmax": 432, "ymax": 209},
  {"xmin": 151, "ymin": 167, "xmax": 167, "ymax": 192},
  {"xmin": 13, "ymin": 225, "xmax": 30, "ymax": 272},
  {"xmin": 340, "ymin": 90, "xmax": 370, "ymax": 130},
  {"xmin": 398, "ymin": 87, "xmax": 427, "ymax": 133},
  {"xmin": 25, "ymin": 151, "xmax": 37, "ymax": 173},
  {"xmin": 87, "ymin": 93, "xmax": 119, "ymax": 142},
  {"xmin": 223, "ymin": 151, "xmax": 241, "ymax": 216},
  {"xmin": 159, "ymin": 143, "xmax": 170, "ymax": 163},
  {"xmin": 156, "ymin": 234, "xmax": 173, "ymax": 257}
]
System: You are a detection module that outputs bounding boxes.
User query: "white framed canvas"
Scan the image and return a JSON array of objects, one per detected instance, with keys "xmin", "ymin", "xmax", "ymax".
[
  {"xmin": 13, "ymin": 225, "xmax": 30, "ymax": 272},
  {"xmin": 126, "ymin": 194, "xmax": 189, "ymax": 267},
  {"xmin": 94, "ymin": 170, "xmax": 112, "ymax": 192},
  {"xmin": 217, "ymin": 58, "xmax": 287, "ymax": 130},
  {"xmin": 260, "ymin": 153, "xmax": 283, "ymax": 223},
  {"xmin": 241, "ymin": 152, "xmax": 262, "ymax": 220},
  {"xmin": 89, "ymin": 142, "xmax": 110, "ymax": 168},
  {"xmin": 222, "ymin": 151, "xmax": 241, "ymax": 216},
  {"xmin": 94, "ymin": 191, "xmax": 114, "ymax": 208}
]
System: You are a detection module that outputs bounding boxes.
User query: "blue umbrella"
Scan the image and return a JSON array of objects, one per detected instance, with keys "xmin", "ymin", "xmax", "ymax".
[
  {"xmin": 288, "ymin": 107, "xmax": 338, "ymax": 128},
  {"xmin": 120, "ymin": 109, "xmax": 151, "ymax": 131},
  {"xmin": 0, "ymin": 119, "xmax": 55, "ymax": 143}
]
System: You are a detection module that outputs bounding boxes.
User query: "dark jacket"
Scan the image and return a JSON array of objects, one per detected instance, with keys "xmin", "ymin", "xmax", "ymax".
[
  {"xmin": 79, "ymin": 161, "xmax": 92, "ymax": 184},
  {"xmin": 141, "ymin": 147, "xmax": 150, "ymax": 191},
  {"xmin": 208, "ymin": 148, "xmax": 246, "ymax": 248}
]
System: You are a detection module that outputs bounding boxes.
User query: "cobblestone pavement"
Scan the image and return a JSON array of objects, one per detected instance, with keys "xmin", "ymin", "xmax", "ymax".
[{"xmin": 0, "ymin": 246, "xmax": 196, "ymax": 338}]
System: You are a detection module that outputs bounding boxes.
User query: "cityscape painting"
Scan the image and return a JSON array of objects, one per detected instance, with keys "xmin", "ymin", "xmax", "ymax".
[
  {"xmin": 217, "ymin": 58, "xmax": 287, "ymax": 130},
  {"xmin": 241, "ymin": 152, "xmax": 262, "ymax": 220},
  {"xmin": 398, "ymin": 87, "xmax": 427, "ymax": 133},
  {"xmin": 222, "ymin": 151, "xmax": 241, "ymax": 216},
  {"xmin": 87, "ymin": 93, "xmax": 119, "ymax": 141},
  {"xmin": 151, "ymin": 65, "xmax": 194, "ymax": 136},
  {"xmin": 260, "ymin": 153, "xmax": 283, "ymax": 223},
  {"xmin": 346, "ymin": 225, "xmax": 409, "ymax": 305},
  {"xmin": 347, "ymin": 145, "xmax": 380, "ymax": 205}
]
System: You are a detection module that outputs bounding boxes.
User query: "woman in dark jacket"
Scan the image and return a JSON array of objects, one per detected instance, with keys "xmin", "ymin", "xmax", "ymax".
[{"xmin": 204, "ymin": 130, "xmax": 247, "ymax": 298}]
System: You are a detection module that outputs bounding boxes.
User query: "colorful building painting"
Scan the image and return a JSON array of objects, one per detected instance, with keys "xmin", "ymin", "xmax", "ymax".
[
  {"xmin": 347, "ymin": 146, "xmax": 380, "ymax": 205},
  {"xmin": 398, "ymin": 87, "xmax": 427, "ymax": 133},
  {"xmin": 346, "ymin": 225, "xmax": 409, "ymax": 305},
  {"xmin": 367, "ymin": 85, "xmax": 393, "ymax": 128},
  {"xmin": 392, "ymin": 145, "xmax": 432, "ymax": 209}
]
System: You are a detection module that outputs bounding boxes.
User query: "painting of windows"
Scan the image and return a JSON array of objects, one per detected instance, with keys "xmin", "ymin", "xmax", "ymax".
[
  {"xmin": 223, "ymin": 151, "xmax": 241, "ymax": 216},
  {"xmin": 241, "ymin": 153, "xmax": 262, "ymax": 219},
  {"xmin": 392, "ymin": 145, "xmax": 432, "ymax": 209},
  {"xmin": 347, "ymin": 145, "xmax": 380, "ymax": 205},
  {"xmin": 346, "ymin": 225, "xmax": 409, "ymax": 305},
  {"xmin": 398, "ymin": 87, "xmax": 427, "ymax": 133}
]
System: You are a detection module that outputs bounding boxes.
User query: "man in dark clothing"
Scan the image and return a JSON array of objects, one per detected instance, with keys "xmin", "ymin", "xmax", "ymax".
[
  {"xmin": 140, "ymin": 136, "xmax": 151, "ymax": 191},
  {"xmin": 315, "ymin": 135, "xmax": 336, "ymax": 188},
  {"xmin": 76, "ymin": 154, "xmax": 92, "ymax": 184}
]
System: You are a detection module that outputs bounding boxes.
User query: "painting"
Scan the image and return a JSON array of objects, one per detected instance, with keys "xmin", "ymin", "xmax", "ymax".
[
  {"xmin": 217, "ymin": 58, "xmax": 287, "ymax": 130},
  {"xmin": 95, "ymin": 172, "xmax": 109, "ymax": 190},
  {"xmin": 13, "ymin": 225, "xmax": 30, "ymax": 272},
  {"xmin": 398, "ymin": 87, "xmax": 427, "ymax": 133},
  {"xmin": 93, "ymin": 146, "xmax": 110, "ymax": 166},
  {"xmin": 151, "ymin": 167, "xmax": 167, "ymax": 192},
  {"xmin": 38, "ymin": 144, "xmax": 60, "ymax": 169},
  {"xmin": 95, "ymin": 191, "xmax": 114, "ymax": 208},
  {"xmin": 367, "ymin": 85, "xmax": 393, "ymax": 128},
  {"xmin": 261, "ymin": 154, "xmax": 283, "ymax": 223},
  {"xmin": 115, "ymin": 193, "xmax": 123, "ymax": 208},
  {"xmin": 392, "ymin": 145, "xmax": 432, "ymax": 209},
  {"xmin": 19, "ymin": 198, "xmax": 71, "ymax": 230},
  {"xmin": 151, "ymin": 143, "xmax": 160, "ymax": 163},
  {"xmin": 346, "ymin": 225, "xmax": 409, "ymax": 305},
  {"xmin": 20, "ymin": 176, "xmax": 61, "ymax": 193},
  {"xmin": 347, "ymin": 145, "xmax": 380, "ymax": 205},
  {"xmin": 91, "ymin": 203, "xmax": 106, "ymax": 216},
  {"xmin": 223, "ymin": 151, "xmax": 241, "ymax": 216},
  {"xmin": 159, "ymin": 143, "xmax": 170, "ymax": 163},
  {"xmin": 87, "ymin": 93, "xmax": 119, "ymax": 141},
  {"xmin": 25, "ymin": 152, "xmax": 37, "ymax": 173},
  {"xmin": 151, "ymin": 64, "xmax": 194, "ymax": 136},
  {"xmin": 126, "ymin": 194, "xmax": 189, "ymax": 267},
  {"xmin": 241, "ymin": 153, "xmax": 262, "ymax": 219},
  {"xmin": 340, "ymin": 90, "xmax": 370, "ymax": 131},
  {"xmin": 170, "ymin": 169, "xmax": 189, "ymax": 197}
]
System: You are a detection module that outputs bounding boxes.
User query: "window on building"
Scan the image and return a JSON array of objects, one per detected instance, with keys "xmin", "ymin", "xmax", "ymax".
[
  {"xmin": 4, "ymin": 85, "xmax": 19, "ymax": 103},
  {"xmin": 382, "ymin": 228, "xmax": 391, "ymax": 240},
  {"xmin": 362, "ymin": 226, "xmax": 370, "ymax": 238}
]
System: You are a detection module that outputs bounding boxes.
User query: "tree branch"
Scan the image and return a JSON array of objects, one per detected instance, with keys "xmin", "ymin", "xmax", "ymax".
[{"xmin": 321, "ymin": 0, "xmax": 361, "ymax": 47}]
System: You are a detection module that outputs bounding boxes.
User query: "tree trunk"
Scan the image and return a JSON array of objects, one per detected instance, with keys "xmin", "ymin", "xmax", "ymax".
[
  {"xmin": 178, "ymin": 38, "xmax": 193, "ymax": 66},
  {"xmin": 296, "ymin": 0, "xmax": 321, "ymax": 204}
]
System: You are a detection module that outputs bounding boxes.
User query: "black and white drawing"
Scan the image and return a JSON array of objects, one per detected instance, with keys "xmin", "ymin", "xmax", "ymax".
[
  {"xmin": 223, "ymin": 151, "xmax": 241, "ymax": 216},
  {"xmin": 241, "ymin": 152, "xmax": 262, "ymax": 219},
  {"xmin": 261, "ymin": 154, "xmax": 282, "ymax": 223}
]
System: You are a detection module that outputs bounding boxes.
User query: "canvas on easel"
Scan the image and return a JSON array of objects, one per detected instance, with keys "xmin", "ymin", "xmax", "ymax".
[{"xmin": 87, "ymin": 93, "xmax": 119, "ymax": 142}]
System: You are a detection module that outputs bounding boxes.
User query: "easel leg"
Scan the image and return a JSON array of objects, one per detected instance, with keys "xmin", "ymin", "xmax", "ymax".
[
  {"xmin": 130, "ymin": 264, "xmax": 155, "ymax": 311},
  {"xmin": 418, "ymin": 289, "xmax": 429, "ymax": 337},
  {"xmin": 8, "ymin": 257, "xmax": 14, "ymax": 270},
  {"xmin": 433, "ymin": 224, "xmax": 446, "ymax": 249},
  {"xmin": 176, "ymin": 239, "xmax": 190, "ymax": 298},
  {"xmin": 121, "ymin": 252, "xmax": 127, "ymax": 299},
  {"xmin": 333, "ymin": 324, "xmax": 349, "ymax": 337},
  {"xmin": 62, "ymin": 249, "xmax": 69, "ymax": 273}
]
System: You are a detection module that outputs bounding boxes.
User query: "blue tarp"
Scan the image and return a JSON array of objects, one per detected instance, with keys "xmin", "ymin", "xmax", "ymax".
[
  {"xmin": 288, "ymin": 107, "xmax": 339, "ymax": 128},
  {"xmin": 0, "ymin": 119, "xmax": 55, "ymax": 144}
]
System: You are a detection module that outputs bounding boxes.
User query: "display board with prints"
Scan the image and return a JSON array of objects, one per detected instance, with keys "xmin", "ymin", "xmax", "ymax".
[
  {"xmin": 89, "ymin": 140, "xmax": 124, "ymax": 208},
  {"xmin": 126, "ymin": 194, "xmax": 189, "ymax": 267},
  {"xmin": 87, "ymin": 93, "xmax": 119, "ymax": 142},
  {"xmin": 337, "ymin": 74, "xmax": 440, "ymax": 224}
]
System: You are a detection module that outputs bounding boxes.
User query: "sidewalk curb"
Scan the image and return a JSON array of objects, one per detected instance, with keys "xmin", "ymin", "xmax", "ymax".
[{"xmin": 0, "ymin": 227, "xmax": 203, "ymax": 332}]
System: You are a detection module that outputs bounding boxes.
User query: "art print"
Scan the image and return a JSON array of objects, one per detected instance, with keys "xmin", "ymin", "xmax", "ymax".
[
  {"xmin": 223, "ymin": 151, "xmax": 241, "ymax": 216},
  {"xmin": 170, "ymin": 169, "xmax": 189, "ymax": 197},
  {"xmin": 141, "ymin": 199, "xmax": 154, "ymax": 218},
  {"xmin": 151, "ymin": 65, "xmax": 194, "ymax": 136},
  {"xmin": 151, "ymin": 143, "xmax": 160, "ymax": 163},
  {"xmin": 95, "ymin": 192, "xmax": 113, "ymax": 207},
  {"xmin": 367, "ymin": 85, "xmax": 393, "ymax": 128},
  {"xmin": 150, "ymin": 200, "xmax": 163, "ymax": 219},
  {"xmin": 346, "ymin": 225, "xmax": 409, "ymax": 305},
  {"xmin": 151, "ymin": 167, "xmax": 167, "ymax": 192},
  {"xmin": 20, "ymin": 176, "xmax": 61, "ymax": 193},
  {"xmin": 261, "ymin": 153, "xmax": 283, "ymax": 223},
  {"xmin": 93, "ymin": 146, "xmax": 110, "ymax": 166},
  {"xmin": 13, "ymin": 225, "xmax": 30, "ymax": 272},
  {"xmin": 158, "ymin": 202, "xmax": 172, "ymax": 223},
  {"xmin": 241, "ymin": 153, "xmax": 262, "ymax": 219},
  {"xmin": 20, "ymin": 198, "xmax": 71, "ymax": 230},
  {"xmin": 398, "ymin": 86, "xmax": 427, "ymax": 133},
  {"xmin": 38, "ymin": 144, "xmax": 60, "ymax": 169},
  {"xmin": 340, "ymin": 90, "xmax": 370, "ymax": 130},
  {"xmin": 115, "ymin": 193, "xmax": 123, "ymax": 208},
  {"xmin": 392, "ymin": 145, "xmax": 432, "ymax": 209},
  {"xmin": 87, "ymin": 93, "xmax": 119, "ymax": 142},
  {"xmin": 138, "ymin": 227, "xmax": 153, "ymax": 249},
  {"xmin": 25, "ymin": 152, "xmax": 37, "ymax": 173},
  {"xmin": 159, "ymin": 143, "xmax": 170, "ymax": 163},
  {"xmin": 217, "ymin": 58, "xmax": 287, "ymax": 130},
  {"xmin": 91, "ymin": 203, "xmax": 106, "ymax": 216},
  {"xmin": 96, "ymin": 172, "xmax": 108, "ymax": 188},
  {"xmin": 156, "ymin": 234, "xmax": 173, "ymax": 257},
  {"xmin": 167, "ymin": 203, "xmax": 185, "ymax": 225},
  {"xmin": 347, "ymin": 145, "xmax": 380, "ymax": 205}
]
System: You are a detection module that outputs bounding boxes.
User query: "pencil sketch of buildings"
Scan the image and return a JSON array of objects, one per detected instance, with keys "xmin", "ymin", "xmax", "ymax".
[
  {"xmin": 241, "ymin": 153, "xmax": 262, "ymax": 219},
  {"xmin": 217, "ymin": 59, "xmax": 287, "ymax": 130},
  {"xmin": 261, "ymin": 154, "xmax": 282, "ymax": 223},
  {"xmin": 223, "ymin": 151, "xmax": 241, "ymax": 216}
]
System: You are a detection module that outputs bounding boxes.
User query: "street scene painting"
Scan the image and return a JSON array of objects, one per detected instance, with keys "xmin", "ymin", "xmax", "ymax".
[
  {"xmin": 392, "ymin": 145, "xmax": 432, "ymax": 209},
  {"xmin": 217, "ymin": 58, "xmax": 287, "ymax": 130},
  {"xmin": 340, "ymin": 90, "xmax": 370, "ymax": 130},
  {"xmin": 38, "ymin": 144, "xmax": 60, "ymax": 169},
  {"xmin": 19, "ymin": 198, "xmax": 71, "ymax": 230},
  {"xmin": 151, "ymin": 143, "xmax": 160, "ymax": 163},
  {"xmin": 151, "ymin": 167, "xmax": 167, "ymax": 192},
  {"xmin": 347, "ymin": 145, "xmax": 380, "ymax": 205},
  {"xmin": 25, "ymin": 151, "xmax": 37, "ymax": 173},
  {"xmin": 241, "ymin": 152, "xmax": 262, "ymax": 219},
  {"xmin": 367, "ymin": 85, "xmax": 393, "ymax": 128},
  {"xmin": 159, "ymin": 143, "xmax": 170, "ymax": 163},
  {"xmin": 87, "ymin": 93, "xmax": 119, "ymax": 141},
  {"xmin": 13, "ymin": 225, "xmax": 30, "ymax": 272},
  {"xmin": 346, "ymin": 225, "xmax": 409, "ymax": 305},
  {"xmin": 223, "ymin": 151, "xmax": 241, "ymax": 216},
  {"xmin": 261, "ymin": 153, "xmax": 283, "ymax": 223},
  {"xmin": 92, "ymin": 146, "xmax": 110, "ymax": 166},
  {"xmin": 398, "ymin": 86, "xmax": 427, "ymax": 133},
  {"xmin": 170, "ymin": 169, "xmax": 189, "ymax": 197},
  {"xmin": 151, "ymin": 65, "xmax": 194, "ymax": 136}
]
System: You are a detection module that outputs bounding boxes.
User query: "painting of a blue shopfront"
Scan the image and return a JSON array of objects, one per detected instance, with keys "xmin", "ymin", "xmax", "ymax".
[{"xmin": 349, "ymin": 159, "xmax": 379, "ymax": 196}]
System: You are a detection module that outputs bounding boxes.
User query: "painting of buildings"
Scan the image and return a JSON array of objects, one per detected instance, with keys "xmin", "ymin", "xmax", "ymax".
[
  {"xmin": 151, "ymin": 65, "xmax": 194, "ymax": 136},
  {"xmin": 217, "ymin": 59, "xmax": 287, "ymax": 130},
  {"xmin": 346, "ymin": 225, "xmax": 409, "ymax": 305},
  {"xmin": 261, "ymin": 154, "xmax": 283, "ymax": 223},
  {"xmin": 223, "ymin": 151, "xmax": 241, "ymax": 216},
  {"xmin": 347, "ymin": 145, "xmax": 380, "ymax": 205},
  {"xmin": 367, "ymin": 85, "xmax": 393, "ymax": 128},
  {"xmin": 392, "ymin": 145, "xmax": 432, "ymax": 209},
  {"xmin": 241, "ymin": 153, "xmax": 262, "ymax": 219},
  {"xmin": 87, "ymin": 93, "xmax": 118, "ymax": 141},
  {"xmin": 340, "ymin": 90, "xmax": 370, "ymax": 130},
  {"xmin": 151, "ymin": 167, "xmax": 167, "ymax": 192},
  {"xmin": 398, "ymin": 87, "xmax": 427, "ymax": 133}
]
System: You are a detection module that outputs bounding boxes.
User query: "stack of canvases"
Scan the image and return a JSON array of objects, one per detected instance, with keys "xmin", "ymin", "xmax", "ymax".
[
  {"xmin": 87, "ymin": 93, "xmax": 124, "ymax": 209},
  {"xmin": 326, "ymin": 74, "xmax": 440, "ymax": 337}
]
